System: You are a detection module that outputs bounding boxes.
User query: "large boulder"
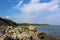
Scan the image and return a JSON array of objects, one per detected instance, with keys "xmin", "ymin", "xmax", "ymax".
[
  {"xmin": 28, "ymin": 25, "xmax": 36, "ymax": 32},
  {"xmin": 37, "ymin": 32, "xmax": 47, "ymax": 40}
]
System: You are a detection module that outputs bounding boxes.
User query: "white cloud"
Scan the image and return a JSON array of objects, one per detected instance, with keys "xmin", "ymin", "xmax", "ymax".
[
  {"xmin": 12, "ymin": 0, "xmax": 59, "ymax": 24},
  {"xmin": 49, "ymin": 5, "xmax": 58, "ymax": 11},
  {"xmin": 30, "ymin": 0, "xmax": 40, "ymax": 3},
  {"xmin": 40, "ymin": 13, "xmax": 60, "ymax": 25},
  {"xmin": 22, "ymin": 3, "xmax": 48, "ymax": 13},
  {"xmin": 5, "ymin": 16, "xmax": 10, "ymax": 19},
  {"xmin": 14, "ymin": 0, "xmax": 58, "ymax": 11},
  {"xmin": 24, "ymin": 0, "xmax": 58, "ymax": 12},
  {"xmin": 13, "ymin": 0, "xmax": 23, "ymax": 9}
]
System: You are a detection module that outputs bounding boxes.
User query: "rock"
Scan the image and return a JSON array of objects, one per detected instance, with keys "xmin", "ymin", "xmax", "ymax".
[
  {"xmin": 4, "ymin": 36, "xmax": 15, "ymax": 40},
  {"xmin": 44, "ymin": 35, "xmax": 55, "ymax": 40},
  {"xmin": 37, "ymin": 32, "xmax": 47, "ymax": 40},
  {"xmin": 44, "ymin": 35, "xmax": 60, "ymax": 40},
  {"xmin": 0, "ymin": 35, "xmax": 4, "ymax": 40},
  {"xmin": 11, "ymin": 33, "xmax": 17, "ymax": 39},
  {"xmin": 0, "ymin": 26, "xmax": 60, "ymax": 40},
  {"xmin": 28, "ymin": 25, "xmax": 36, "ymax": 32},
  {"xmin": 17, "ymin": 33, "xmax": 31, "ymax": 40}
]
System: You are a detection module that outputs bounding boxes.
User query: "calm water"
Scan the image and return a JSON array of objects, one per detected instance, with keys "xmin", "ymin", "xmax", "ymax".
[{"xmin": 37, "ymin": 25, "xmax": 60, "ymax": 38}]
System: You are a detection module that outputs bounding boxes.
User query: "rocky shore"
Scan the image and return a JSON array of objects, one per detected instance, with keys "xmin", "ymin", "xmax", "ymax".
[{"xmin": 0, "ymin": 25, "xmax": 60, "ymax": 40}]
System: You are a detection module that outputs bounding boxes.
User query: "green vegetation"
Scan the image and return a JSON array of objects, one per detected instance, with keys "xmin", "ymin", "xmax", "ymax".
[
  {"xmin": 0, "ymin": 17, "xmax": 49, "ymax": 26},
  {"xmin": 18, "ymin": 23, "xmax": 49, "ymax": 26},
  {"xmin": 0, "ymin": 17, "xmax": 17, "ymax": 26}
]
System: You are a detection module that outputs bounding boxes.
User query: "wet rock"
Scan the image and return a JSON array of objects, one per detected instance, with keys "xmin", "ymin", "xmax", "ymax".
[
  {"xmin": 44, "ymin": 35, "xmax": 60, "ymax": 40},
  {"xmin": 4, "ymin": 36, "xmax": 14, "ymax": 40},
  {"xmin": 37, "ymin": 32, "xmax": 47, "ymax": 40}
]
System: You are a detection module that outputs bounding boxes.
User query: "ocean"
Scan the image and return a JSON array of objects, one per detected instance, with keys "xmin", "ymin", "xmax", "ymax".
[{"xmin": 36, "ymin": 25, "xmax": 60, "ymax": 38}]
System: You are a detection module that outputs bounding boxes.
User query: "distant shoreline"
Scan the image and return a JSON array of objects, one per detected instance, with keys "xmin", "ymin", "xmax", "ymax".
[{"xmin": 17, "ymin": 23, "xmax": 50, "ymax": 26}]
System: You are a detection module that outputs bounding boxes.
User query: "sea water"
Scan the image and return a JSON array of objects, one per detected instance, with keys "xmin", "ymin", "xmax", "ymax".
[{"xmin": 37, "ymin": 25, "xmax": 60, "ymax": 38}]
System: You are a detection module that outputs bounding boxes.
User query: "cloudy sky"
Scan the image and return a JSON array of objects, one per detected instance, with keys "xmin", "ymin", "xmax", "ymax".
[{"xmin": 0, "ymin": 0, "xmax": 60, "ymax": 25}]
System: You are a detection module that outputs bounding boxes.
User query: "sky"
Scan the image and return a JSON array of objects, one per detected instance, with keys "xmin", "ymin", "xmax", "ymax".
[{"xmin": 0, "ymin": 0, "xmax": 60, "ymax": 25}]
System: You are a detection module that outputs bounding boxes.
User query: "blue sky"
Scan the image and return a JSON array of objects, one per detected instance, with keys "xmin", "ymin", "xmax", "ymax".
[{"xmin": 0, "ymin": 0, "xmax": 60, "ymax": 25}]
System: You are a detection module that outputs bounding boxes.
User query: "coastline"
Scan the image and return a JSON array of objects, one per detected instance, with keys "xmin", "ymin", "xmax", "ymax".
[{"xmin": 0, "ymin": 25, "xmax": 60, "ymax": 40}]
